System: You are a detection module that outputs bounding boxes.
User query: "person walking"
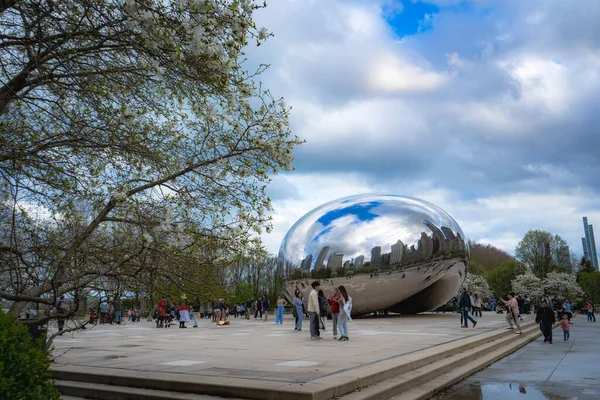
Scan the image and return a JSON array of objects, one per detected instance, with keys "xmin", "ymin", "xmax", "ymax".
[
  {"xmin": 293, "ymin": 290, "xmax": 304, "ymax": 331},
  {"xmin": 535, "ymin": 300, "xmax": 555, "ymax": 343},
  {"xmin": 586, "ymin": 300, "xmax": 596, "ymax": 322},
  {"xmin": 308, "ymin": 281, "xmax": 321, "ymax": 340},
  {"xmin": 559, "ymin": 314, "xmax": 571, "ymax": 341},
  {"xmin": 459, "ymin": 289, "xmax": 477, "ymax": 328},
  {"xmin": 562, "ymin": 300, "xmax": 573, "ymax": 322},
  {"xmin": 114, "ymin": 298, "xmax": 122, "ymax": 325},
  {"xmin": 328, "ymin": 288, "xmax": 341, "ymax": 339},
  {"xmin": 254, "ymin": 297, "xmax": 263, "ymax": 319},
  {"xmin": 502, "ymin": 292, "xmax": 522, "ymax": 334},
  {"xmin": 337, "ymin": 285, "xmax": 352, "ymax": 341},
  {"xmin": 262, "ymin": 295, "xmax": 270, "ymax": 321},
  {"xmin": 474, "ymin": 294, "xmax": 482, "ymax": 317},
  {"xmin": 274, "ymin": 295, "xmax": 287, "ymax": 325}
]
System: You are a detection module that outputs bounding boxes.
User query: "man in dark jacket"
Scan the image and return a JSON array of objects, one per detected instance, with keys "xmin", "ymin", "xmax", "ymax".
[
  {"xmin": 535, "ymin": 300, "xmax": 555, "ymax": 343},
  {"xmin": 459, "ymin": 289, "xmax": 477, "ymax": 328}
]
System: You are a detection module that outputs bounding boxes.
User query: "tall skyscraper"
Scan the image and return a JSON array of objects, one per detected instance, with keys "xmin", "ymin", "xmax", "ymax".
[
  {"xmin": 354, "ymin": 255, "xmax": 364, "ymax": 268},
  {"xmin": 315, "ymin": 246, "xmax": 330, "ymax": 269},
  {"xmin": 390, "ymin": 240, "xmax": 404, "ymax": 265},
  {"xmin": 371, "ymin": 246, "xmax": 382, "ymax": 266},
  {"xmin": 582, "ymin": 217, "xmax": 599, "ymax": 270},
  {"xmin": 328, "ymin": 253, "xmax": 344, "ymax": 270}
]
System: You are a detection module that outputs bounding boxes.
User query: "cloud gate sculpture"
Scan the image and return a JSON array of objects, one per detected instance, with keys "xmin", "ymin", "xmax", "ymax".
[{"xmin": 278, "ymin": 194, "xmax": 469, "ymax": 315}]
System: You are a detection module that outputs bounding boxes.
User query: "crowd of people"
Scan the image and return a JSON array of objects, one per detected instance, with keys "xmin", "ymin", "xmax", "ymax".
[
  {"xmin": 454, "ymin": 289, "xmax": 597, "ymax": 343},
  {"xmin": 292, "ymin": 281, "xmax": 353, "ymax": 341}
]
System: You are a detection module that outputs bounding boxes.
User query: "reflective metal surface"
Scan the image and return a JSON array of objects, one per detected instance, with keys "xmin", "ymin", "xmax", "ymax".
[{"xmin": 278, "ymin": 194, "xmax": 469, "ymax": 314}]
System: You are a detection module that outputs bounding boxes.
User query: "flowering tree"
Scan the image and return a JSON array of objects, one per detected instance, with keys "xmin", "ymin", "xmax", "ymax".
[
  {"xmin": 542, "ymin": 272, "xmax": 583, "ymax": 302},
  {"xmin": 460, "ymin": 273, "xmax": 492, "ymax": 300},
  {"xmin": 511, "ymin": 273, "xmax": 543, "ymax": 302},
  {"xmin": 0, "ymin": 0, "xmax": 302, "ymax": 323}
]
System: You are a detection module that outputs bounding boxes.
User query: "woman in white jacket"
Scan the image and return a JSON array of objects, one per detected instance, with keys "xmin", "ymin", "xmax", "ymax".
[{"xmin": 337, "ymin": 285, "xmax": 352, "ymax": 341}]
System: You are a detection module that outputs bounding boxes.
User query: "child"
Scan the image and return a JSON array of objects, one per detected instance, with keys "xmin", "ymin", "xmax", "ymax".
[{"xmin": 559, "ymin": 314, "xmax": 570, "ymax": 341}]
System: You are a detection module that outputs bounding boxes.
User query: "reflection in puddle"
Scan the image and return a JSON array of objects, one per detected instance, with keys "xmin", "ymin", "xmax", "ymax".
[{"xmin": 440, "ymin": 383, "xmax": 573, "ymax": 400}]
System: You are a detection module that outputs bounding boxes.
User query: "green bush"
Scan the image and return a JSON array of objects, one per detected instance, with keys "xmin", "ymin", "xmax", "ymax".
[{"xmin": 0, "ymin": 309, "xmax": 60, "ymax": 400}]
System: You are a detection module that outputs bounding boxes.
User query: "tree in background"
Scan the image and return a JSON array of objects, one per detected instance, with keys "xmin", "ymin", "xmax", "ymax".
[
  {"xmin": 511, "ymin": 272, "xmax": 543, "ymax": 302},
  {"xmin": 468, "ymin": 241, "xmax": 514, "ymax": 273},
  {"xmin": 578, "ymin": 272, "xmax": 600, "ymax": 304},
  {"xmin": 460, "ymin": 274, "xmax": 492, "ymax": 300},
  {"xmin": 543, "ymin": 272, "xmax": 583, "ymax": 302},
  {"xmin": 0, "ymin": 0, "xmax": 302, "ymax": 321},
  {"xmin": 514, "ymin": 230, "xmax": 570, "ymax": 278},
  {"xmin": 486, "ymin": 260, "xmax": 526, "ymax": 299},
  {"xmin": 577, "ymin": 257, "xmax": 596, "ymax": 280},
  {"xmin": 467, "ymin": 261, "xmax": 486, "ymax": 276}
]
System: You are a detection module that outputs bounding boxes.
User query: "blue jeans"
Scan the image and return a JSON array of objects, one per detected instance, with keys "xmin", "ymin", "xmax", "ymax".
[
  {"xmin": 295, "ymin": 307, "xmax": 303, "ymax": 330},
  {"xmin": 309, "ymin": 312, "xmax": 320, "ymax": 337},
  {"xmin": 114, "ymin": 310, "xmax": 122, "ymax": 324},
  {"xmin": 461, "ymin": 307, "xmax": 475, "ymax": 326},
  {"xmin": 563, "ymin": 330, "xmax": 570, "ymax": 341},
  {"xmin": 338, "ymin": 315, "xmax": 349, "ymax": 337},
  {"xmin": 275, "ymin": 306, "xmax": 284, "ymax": 324},
  {"xmin": 540, "ymin": 322, "xmax": 552, "ymax": 342}
]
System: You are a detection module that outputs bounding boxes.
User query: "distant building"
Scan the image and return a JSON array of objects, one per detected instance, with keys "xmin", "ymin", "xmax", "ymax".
[
  {"xmin": 371, "ymin": 246, "xmax": 382, "ymax": 266},
  {"xmin": 582, "ymin": 217, "xmax": 599, "ymax": 270},
  {"xmin": 390, "ymin": 240, "xmax": 404, "ymax": 265},
  {"xmin": 355, "ymin": 255, "xmax": 365, "ymax": 268},
  {"xmin": 328, "ymin": 253, "xmax": 344, "ymax": 270},
  {"xmin": 301, "ymin": 254, "xmax": 313, "ymax": 270},
  {"xmin": 315, "ymin": 246, "xmax": 330, "ymax": 269}
]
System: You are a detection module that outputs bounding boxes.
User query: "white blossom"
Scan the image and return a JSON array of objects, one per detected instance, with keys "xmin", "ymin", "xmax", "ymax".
[
  {"xmin": 460, "ymin": 273, "xmax": 492, "ymax": 299},
  {"xmin": 113, "ymin": 191, "xmax": 127, "ymax": 202},
  {"xmin": 543, "ymin": 272, "xmax": 583, "ymax": 301},
  {"xmin": 511, "ymin": 273, "xmax": 543, "ymax": 300},
  {"xmin": 258, "ymin": 27, "xmax": 269, "ymax": 41}
]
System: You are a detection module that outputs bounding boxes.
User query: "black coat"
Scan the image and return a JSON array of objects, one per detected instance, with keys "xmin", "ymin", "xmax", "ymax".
[{"xmin": 535, "ymin": 306, "xmax": 555, "ymax": 324}]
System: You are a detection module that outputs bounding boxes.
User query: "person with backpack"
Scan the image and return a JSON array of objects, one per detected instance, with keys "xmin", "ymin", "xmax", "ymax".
[
  {"xmin": 317, "ymin": 289, "xmax": 329, "ymax": 332},
  {"xmin": 56, "ymin": 295, "xmax": 69, "ymax": 331}
]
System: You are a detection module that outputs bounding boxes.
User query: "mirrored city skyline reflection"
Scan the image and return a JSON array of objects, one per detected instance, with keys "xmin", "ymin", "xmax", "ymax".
[{"xmin": 278, "ymin": 194, "xmax": 468, "ymax": 274}]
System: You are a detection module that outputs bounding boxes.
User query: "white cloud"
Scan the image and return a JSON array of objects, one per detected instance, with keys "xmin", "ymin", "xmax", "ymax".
[
  {"xmin": 367, "ymin": 52, "xmax": 448, "ymax": 93},
  {"xmin": 252, "ymin": 0, "xmax": 600, "ymax": 259}
]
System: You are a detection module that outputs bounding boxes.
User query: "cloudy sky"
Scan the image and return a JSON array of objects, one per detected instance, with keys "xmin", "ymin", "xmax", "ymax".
[{"xmin": 249, "ymin": 0, "xmax": 600, "ymax": 257}]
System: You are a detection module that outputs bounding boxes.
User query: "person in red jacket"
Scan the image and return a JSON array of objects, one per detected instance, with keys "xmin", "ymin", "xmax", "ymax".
[{"xmin": 328, "ymin": 288, "xmax": 341, "ymax": 340}]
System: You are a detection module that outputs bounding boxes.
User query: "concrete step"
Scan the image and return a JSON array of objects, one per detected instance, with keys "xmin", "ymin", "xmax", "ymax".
[
  {"xmin": 339, "ymin": 323, "xmax": 541, "ymax": 400},
  {"xmin": 55, "ymin": 380, "xmax": 242, "ymax": 400},
  {"xmin": 395, "ymin": 327, "xmax": 543, "ymax": 400},
  {"xmin": 51, "ymin": 322, "xmax": 539, "ymax": 400}
]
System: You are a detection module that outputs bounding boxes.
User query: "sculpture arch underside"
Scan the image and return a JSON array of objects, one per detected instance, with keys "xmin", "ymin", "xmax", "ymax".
[{"xmin": 284, "ymin": 258, "xmax": 467, "ymax": 316}]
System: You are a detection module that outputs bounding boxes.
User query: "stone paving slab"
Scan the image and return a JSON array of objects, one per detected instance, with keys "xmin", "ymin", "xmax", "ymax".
[
  {"xmin": 435, "ymin": 316, "xmax": 600, "ymax": 400},
  {"xmin": 51, "ymin": 311, "xmax": 524, "ymax": 386}
]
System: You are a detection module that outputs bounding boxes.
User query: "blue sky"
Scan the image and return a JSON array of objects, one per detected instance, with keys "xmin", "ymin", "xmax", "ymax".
[{"xmin": 250, "ymin": 0, "xmax": 600, "ymax": 260}]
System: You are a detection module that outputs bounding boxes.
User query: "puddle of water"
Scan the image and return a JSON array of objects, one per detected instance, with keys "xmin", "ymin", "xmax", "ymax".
[{"xmin": 439, "ymin": 383, "xmax": 573, "ymax": 400}]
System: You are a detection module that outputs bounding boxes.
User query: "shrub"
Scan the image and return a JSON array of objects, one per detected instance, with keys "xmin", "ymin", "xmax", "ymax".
[{"xmin": 0, "ymin": 309, "xmax": 60, "ymax": 400}]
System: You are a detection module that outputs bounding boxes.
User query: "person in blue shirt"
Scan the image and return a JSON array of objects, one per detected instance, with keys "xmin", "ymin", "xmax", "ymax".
[
  {"xmin": 563, "ymin": 300, "xmax": 572, "ymax": 321},
  {"xmin": 489, "ymin": 297, "xmax": 496, "ymax": 312}
]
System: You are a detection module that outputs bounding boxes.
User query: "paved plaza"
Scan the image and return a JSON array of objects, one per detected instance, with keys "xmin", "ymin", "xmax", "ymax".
[
  {"xmin": 436, "ymin": 316, "xmax": 600, "ymax": 400},
  {"xmin": 52, "ymin": 312, "xmax": 515, "ymax": 385}
]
